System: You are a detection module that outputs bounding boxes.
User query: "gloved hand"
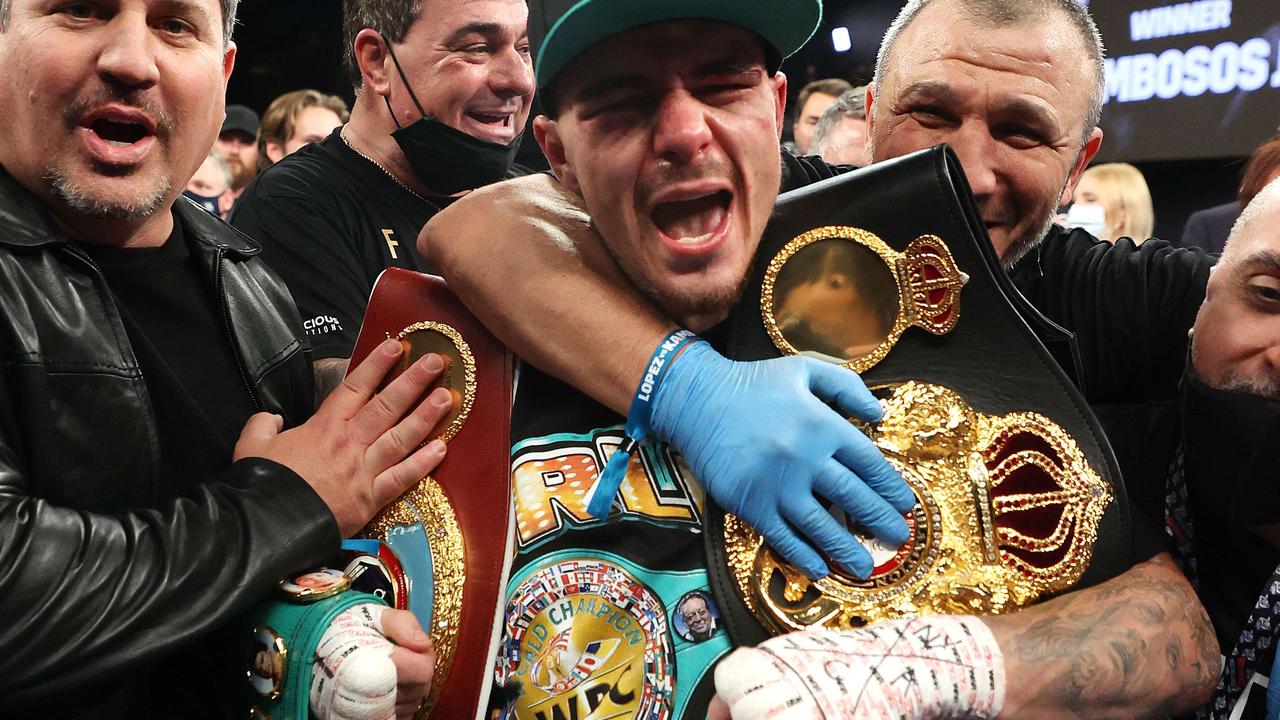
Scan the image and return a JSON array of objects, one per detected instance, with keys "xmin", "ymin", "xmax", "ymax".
[{"xmin": 649, "ymin": 340, "xmax": 916, "ymax": 579}]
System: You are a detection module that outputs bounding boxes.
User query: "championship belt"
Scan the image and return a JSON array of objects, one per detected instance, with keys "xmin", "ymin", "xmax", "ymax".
[
  {"xmin": 706, "ymin": 146, "xmax": 1132, "ymax": 646},
  {"xmin": 346, "ymin": 268, "xmax": 515, "ymax": 719}
]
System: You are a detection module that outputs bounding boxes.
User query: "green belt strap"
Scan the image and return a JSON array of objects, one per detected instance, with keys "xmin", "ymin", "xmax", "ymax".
[{"xmin": 244, "ymin": 589, "xmax": 389, "ymax": 719}]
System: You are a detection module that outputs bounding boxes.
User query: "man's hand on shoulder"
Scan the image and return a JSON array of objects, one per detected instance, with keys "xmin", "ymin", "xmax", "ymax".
[{"xmin": 234, "ymin": 338, "xmax": 452, "ymax": 537}]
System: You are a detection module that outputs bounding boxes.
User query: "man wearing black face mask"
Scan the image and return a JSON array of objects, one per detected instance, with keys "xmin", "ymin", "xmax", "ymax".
[
  {"xmin": 231, "ymin": 0, "xmax": 535, "ymax": 397},
  {"xmin": 183, "ymin": 151, "xmax": 234, "ymax": 219},
  {"xmin": 1168, "ymin": 177, "xmax": 1280, "ymax": 719}
]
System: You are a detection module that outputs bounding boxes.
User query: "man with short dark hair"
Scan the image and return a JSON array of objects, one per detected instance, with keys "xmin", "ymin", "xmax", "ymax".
[
  {"xmin": 231, "ymin": 0, "xmax": 535, "ymax": 399},
  {"xmin": 791, "ymin": 77, "xmax": 853, "ymax": 155},
  {"xmin": 0, "ymin": 0, "xmax": 446, "ymax": 715}
]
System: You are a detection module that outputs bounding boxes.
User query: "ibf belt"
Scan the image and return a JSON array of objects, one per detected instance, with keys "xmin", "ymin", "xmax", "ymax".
[
  {"xmin": 712, "ymin": 145, "xmax": 1130, "ymax": 644},
  {"xmin": 346, "ymin": 268, "xmax": 515, "ymax": 720}
]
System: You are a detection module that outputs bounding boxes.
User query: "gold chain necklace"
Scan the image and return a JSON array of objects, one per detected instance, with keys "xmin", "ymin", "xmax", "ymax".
[{"xmin": 339, "ymin": 127, "xmax": 434, "ymax": 206}]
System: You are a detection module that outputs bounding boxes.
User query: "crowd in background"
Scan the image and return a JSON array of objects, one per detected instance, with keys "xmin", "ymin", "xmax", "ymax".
[{"xmin": 7, "ymin": 0, "xmax": 1280, "ymax": 718}]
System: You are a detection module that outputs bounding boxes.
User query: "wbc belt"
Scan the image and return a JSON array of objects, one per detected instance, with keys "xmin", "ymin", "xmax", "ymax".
[
  {"xmin": 347, "ymin": 268, "xmax": 514, "ymax": 720},
  {"xmin": 706, "ymin": 145, "xmax": 1132, "ymax": 646}
]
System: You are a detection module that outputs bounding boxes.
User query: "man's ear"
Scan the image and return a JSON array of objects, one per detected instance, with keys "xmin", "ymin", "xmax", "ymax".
[
  {"xmin": 864, "ymin": 85, "xmax": 877, "ymax": 133},
  {"xmin": 1061, "ymin": 126, "xmax": 1104, "ymax": 205},
  {"xmin": 354, "ymin": 28, "xmax": 393, "ymax": 98},
  {"xmin": 534, "ymin": 115, "xmax": 581, "ymax": 193},
  {"xmin": 864, "ymin": 84, "xmax": 882, "ymax": 160},
  {"xmin": 265, "ymin": 141, "xmax": 286, "ymax": 165},
  {"xmin": 222, "ymin": 41, "xmax": 237, "ymax": 88},
  {"xmin": 772, "ymin": 71, "xmax": 788, "ymax": 136}
]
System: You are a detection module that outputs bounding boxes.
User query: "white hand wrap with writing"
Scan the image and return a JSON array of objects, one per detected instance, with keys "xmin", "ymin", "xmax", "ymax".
[
  {"xmin": 309, "ymin": 603, "xmax": 397, "ymax": 720},
  {"xmin": 715, "ymin": 616, "xmax": 1005, "ymax": 720}
]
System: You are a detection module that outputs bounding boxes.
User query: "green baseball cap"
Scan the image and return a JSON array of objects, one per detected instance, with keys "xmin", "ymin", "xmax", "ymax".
[{"xmin": 528, "ymin": 0, "xmax": 823, "ymax": 90}]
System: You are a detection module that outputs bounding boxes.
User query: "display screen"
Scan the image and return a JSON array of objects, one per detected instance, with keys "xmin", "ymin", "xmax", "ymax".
[{"xmin": 1090, "ymin": 0, "xmax": 1280, "ymax": 161}]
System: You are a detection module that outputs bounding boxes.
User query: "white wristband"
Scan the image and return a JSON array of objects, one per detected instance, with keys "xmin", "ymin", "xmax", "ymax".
[{"xmin": 715, "ymin": 616, "xmax": 1005, "ymax": 720}]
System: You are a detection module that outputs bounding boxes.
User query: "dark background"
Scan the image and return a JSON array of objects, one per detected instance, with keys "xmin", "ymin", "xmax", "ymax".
[{"xmin": 228, "ymin": 0, "xmax": 1276, "ymax": 242}]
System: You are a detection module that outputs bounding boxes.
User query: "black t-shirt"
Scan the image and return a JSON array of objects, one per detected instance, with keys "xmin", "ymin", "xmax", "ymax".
[
  {"xmin": 1010, "ymin": 227, "xmax": 1212, "ymax": 528},
  {"xmin": 78, "ymin": 215, "xmax": 255, "ymax": 497},
  {"xmin": 74, "ymin": 214, "xmax": 256, "ymax": 717},
  {"xmin": 230, "ymin": 129, "xmax": 448, "ymax": 359},
  {"xmin": 1009, "ymin": 225, "xmax": 1213, "ymax": 405}
]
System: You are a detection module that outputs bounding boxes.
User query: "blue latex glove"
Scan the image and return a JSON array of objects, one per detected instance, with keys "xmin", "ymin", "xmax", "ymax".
[{"xmin": 649, "ymin": 341, "xmax": 916, "ymax": 579}]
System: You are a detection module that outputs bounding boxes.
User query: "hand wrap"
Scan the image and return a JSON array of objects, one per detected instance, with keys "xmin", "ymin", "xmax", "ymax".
[
  {"xmin": 715, "ymin": 616, "xmax": 1005, "ymax": 720},
  {"xmin": 310, "ymin": 603, "xmax": 397, "ymax": 720}
]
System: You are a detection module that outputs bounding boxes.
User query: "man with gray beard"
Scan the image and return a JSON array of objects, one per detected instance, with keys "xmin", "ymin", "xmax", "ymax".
[{"xmin": 0, "ymin": 0, "xmax": 446, "ymax": 715}]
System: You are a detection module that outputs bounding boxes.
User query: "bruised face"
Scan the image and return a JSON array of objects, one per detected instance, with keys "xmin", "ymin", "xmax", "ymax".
[
  {"xmin": 0, "ymin": 0, "xmax": 234, "ymax": 223},
  {"xmin": 1192, "ymin": 193, "xmax": 1280, "ymax": 400},
  {"xmin": 536, "ymin": 21, "xmax": 787, "ymax": 329},
  {"xmin": 868, "ymin": 1, "xmax": 1101, "ymax": 264},
  {"xmin": 384, "ymin": 0, "xmax": 535, "ymax": 144}
]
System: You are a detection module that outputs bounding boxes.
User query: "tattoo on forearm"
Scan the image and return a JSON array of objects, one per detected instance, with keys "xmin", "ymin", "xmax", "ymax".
[
  {"xmin": 313, "ymin": 358, "xmax": 350, "ymax": 407},
  {"xmin": 997, "ymin": 555, "xmax": 1219, "ymax": 719}
]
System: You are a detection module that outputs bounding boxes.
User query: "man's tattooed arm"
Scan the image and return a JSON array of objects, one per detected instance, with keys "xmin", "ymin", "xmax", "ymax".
[
  {"xmin": 986, "ymin": 551, "xmax": 1219, "ymax": 719},
  {"xmin": 313, "ymin": 358, "xmax": 351, "ymax": 406}
]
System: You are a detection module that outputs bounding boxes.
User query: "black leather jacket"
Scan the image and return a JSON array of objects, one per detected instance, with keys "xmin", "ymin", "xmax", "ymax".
[{"xmin": 0, "ymin": 169, "xmax": 339, "ymax": 715}]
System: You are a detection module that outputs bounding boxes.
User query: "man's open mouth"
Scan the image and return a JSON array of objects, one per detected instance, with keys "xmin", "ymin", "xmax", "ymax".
[
  {"xmin": 467, "ymin": 112, "xmax": 513, "ymax": 128},
  {"xmin": 77, "ymin": 105, "xmax": 158, "ymax": 154},
  {"xmin": 651, "ymin": 190, "xmax": 732, "ymax": 245},
  {"xmin": 89, "ymin": 118, "xmax": 151, "ymax": 146}
]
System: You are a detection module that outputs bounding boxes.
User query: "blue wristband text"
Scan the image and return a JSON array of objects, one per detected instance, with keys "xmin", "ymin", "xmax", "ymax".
[{"xmin": 585, "ymin": 329, "xmax": 698, "ymax": 517}]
